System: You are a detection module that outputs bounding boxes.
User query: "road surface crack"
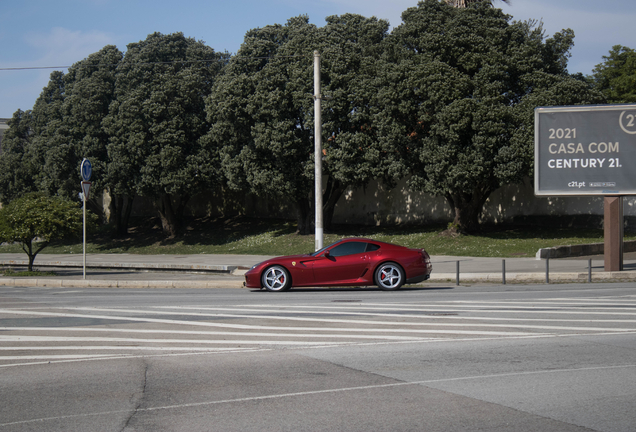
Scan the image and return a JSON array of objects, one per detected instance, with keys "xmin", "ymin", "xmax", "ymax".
[{"xmin": 120, "ymin": 360, "xmax": 148, "ymax": 431}]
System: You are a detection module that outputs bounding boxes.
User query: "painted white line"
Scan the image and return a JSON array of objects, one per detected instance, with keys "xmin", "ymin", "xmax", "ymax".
[
  {"xmin": 2, "ymin": 331, "xmax": 636, "ymax": 370},
  {"xmin": 233, "ymin": 304, "xmax": 636, "ymax": 323},
  {"xmin": 0, "ymin": 327, "xmax": 437, "ymax": 341},
  {"xmin": 447, "ymin": 300, "xmax": 636, "ymax": 307},
  {"xmin": 327, "ymin": 303, "xmax": 636, "ymax": 316},
  {"xmin": 0, "ymin": 348, "xmax": 266, "ymax": 369},
  {"xmin": 160, "ymin": 304, "xmax": 636, "ymax": 321},
  {"xmin": 2, "ymin": 363, "xmax": 635, "ymax": 428},
  {"xmin": 0, "ymin": 309, "xmax": 543, "ymax": 336},
  {"xmin": 73, "ymin": 306, "xmax": 634, "ymax": 333},
  {"xmin": 0, "ymin": 346, "xmax": 257, "ymax": 351},
  {"xmin": 0, "ymin": 335, "xmax": 347, "ymax": 346},
  {"xmin": 0, "ymin": 354, "xmax": 125, "ymax": 360}
]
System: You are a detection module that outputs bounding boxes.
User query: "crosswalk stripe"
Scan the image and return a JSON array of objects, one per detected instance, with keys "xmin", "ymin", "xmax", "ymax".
[
  {"xmin": 2, "ymin": 295, "xmax": 636, "ymax": 367},
  {"xmin": 68, "ymin": 306, "xmax": 636, "ymax": 333}
]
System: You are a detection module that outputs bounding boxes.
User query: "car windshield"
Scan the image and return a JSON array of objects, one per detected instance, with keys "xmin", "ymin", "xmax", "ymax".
[{"xmin": 309, "ymin": 241, "xmax": 340, "ymax": 256}]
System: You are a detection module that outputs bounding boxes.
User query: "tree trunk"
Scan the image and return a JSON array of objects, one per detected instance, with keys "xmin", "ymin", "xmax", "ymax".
[
  {"xmin": 112, "ymin": 194, "xmax": 135, "ymax": 237},
  {"xmin": 26, "ymin": 241, "xmax": 35, "ymax": 272},
  {"xmin": 156, "ymin": 193, "xmax": 190, "ymax": 237},
  {"xmin": 445, "ymin": 188, "xmax": 491, "ymax": 234},
  {"xmin": 157, "ymin": 194, "xmax": 179, "ymax": 237},
  {"xmin": 295, "ymin": 199, "xmax": 312, "ymax": 235},
  {"xmin": 22, "ymin": 239, "xmax": 47, "ymax": 272},
  {"xmin": 322, "ymin": 177, "xmax": 347, "ymax": 232},
  {"xmin": 294, "ymin": 178, "xmax": 346, "ymax": 235}
]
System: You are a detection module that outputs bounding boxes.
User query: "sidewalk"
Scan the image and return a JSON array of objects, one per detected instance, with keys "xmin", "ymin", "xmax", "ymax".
[{"xmin": 1, "ymin": 253, "xmax": 636, "ymax": 288}]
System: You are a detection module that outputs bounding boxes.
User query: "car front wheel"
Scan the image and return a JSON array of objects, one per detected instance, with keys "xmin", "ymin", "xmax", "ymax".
[
  {"xmin": 375, "ymin": 262, "xmax": 404, "ymax": 291},
  {"xmin": 262, "ymin": 265, "xmax": 292, "ymax": 292}
]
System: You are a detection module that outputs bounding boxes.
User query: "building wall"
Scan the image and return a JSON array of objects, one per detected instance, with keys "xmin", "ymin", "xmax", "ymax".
[
  {"xmin": 100, "ymin": 177, "xmax": 636, "ymax": 227},
  {"xmin": 0, "ymin": 118, "xmax": 10, "ymax": 153},
  {"xmin": 331, "ymin": 177, "xmax": 636, "ymax": 226}
]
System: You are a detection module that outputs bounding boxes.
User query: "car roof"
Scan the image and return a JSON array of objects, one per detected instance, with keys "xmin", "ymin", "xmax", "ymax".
[{"xmin": 336, "ymin": 238, "xmax": 403, "ymax": 248}]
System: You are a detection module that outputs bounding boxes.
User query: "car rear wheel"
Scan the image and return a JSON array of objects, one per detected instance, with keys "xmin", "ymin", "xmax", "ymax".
[
  {"xmin": 375, "ymin": 262, "xmax": 404, "ymax": 291},
  {"xmin": 262, "ymin": 265, "xmax": 292, "ymax": 292}
]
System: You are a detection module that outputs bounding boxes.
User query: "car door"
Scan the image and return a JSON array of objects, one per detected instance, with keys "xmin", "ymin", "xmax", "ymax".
[{"xmin": 313, "ymin": 241, "xmax": 369, "ymax": 284}]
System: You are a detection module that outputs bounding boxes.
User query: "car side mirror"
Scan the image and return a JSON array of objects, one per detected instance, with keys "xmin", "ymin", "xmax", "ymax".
[{"xmin": 322, "ymin": 250, "xmax": 330, "ymax": 257}]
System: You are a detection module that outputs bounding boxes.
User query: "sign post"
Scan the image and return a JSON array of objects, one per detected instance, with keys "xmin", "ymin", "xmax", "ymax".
[
  {"xmin": 80, "ymin": 159, "xmax": 92, "ymax": 279},
  {"xmin": 535, "ymin": 104, "xmax": 636, "ymax": 271}
]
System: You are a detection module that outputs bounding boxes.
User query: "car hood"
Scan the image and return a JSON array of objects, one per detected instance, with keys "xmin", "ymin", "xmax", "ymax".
[{"xmin": 255, "ymin": 254, "xmax": 313, "ymax": 266}]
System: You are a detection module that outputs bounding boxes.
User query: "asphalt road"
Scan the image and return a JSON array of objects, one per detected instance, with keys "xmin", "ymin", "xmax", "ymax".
[{"xmin": 1, "ymin": 283, "xmax": 635, "ymax": 431}]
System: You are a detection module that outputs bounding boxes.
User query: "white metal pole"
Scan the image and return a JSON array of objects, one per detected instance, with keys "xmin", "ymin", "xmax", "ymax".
[
  {"xmin": 83, "ymin": 190, "xmax": 86, "ymax": 279},
  {"xmin": 314, "ymin": 51, "xmax": 323, "ymax": 251}
]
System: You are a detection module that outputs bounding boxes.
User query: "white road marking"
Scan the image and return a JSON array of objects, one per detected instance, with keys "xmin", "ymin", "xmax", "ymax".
[
  {"xmin": 3, "ymin": 296, "xmax": 635, "ymax": 369},
  {"xmin": 69, "ymin": 306, "xmax": 636, "ymax": 333},
  {"xmin": 0, "ymin": 309, "xmax": 543, "ymax": 336},
  {"xmin": 0, "ymin": 327, "xmax": 435, "ymax": 341},
  {"xmin": 0, "ymin": 346, "xmax": 253, "ymax": 351},
  {"xmin": 0, "ymin": 335, "xmax": 348, "ymax": 346}
]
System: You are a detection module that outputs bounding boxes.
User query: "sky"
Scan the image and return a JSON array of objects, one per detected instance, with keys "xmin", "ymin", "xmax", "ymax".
[{"xmin": 1, "ymin": 0, "xmax": 636, "ymax": 119}]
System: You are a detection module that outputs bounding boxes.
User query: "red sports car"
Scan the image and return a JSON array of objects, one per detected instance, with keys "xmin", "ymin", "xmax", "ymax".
[{"xmin": 243, "ymin": 238, "xmax": 432, "ymax": 292}]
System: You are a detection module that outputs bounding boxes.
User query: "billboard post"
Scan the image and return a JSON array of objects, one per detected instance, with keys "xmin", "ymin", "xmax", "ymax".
[
  {"xmin": 535, "ymin": 104, "xmax": 636, "ymax": 271},
  {"xmin": 605, "ymin": 196, "xmax": 623, "ymax": 271}
]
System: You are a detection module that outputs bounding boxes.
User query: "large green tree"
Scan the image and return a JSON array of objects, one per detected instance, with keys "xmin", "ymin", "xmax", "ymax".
[
  {"xmin": 380, "ymin": 0, "xmax": 603, "ymax": 233},
  {"xmin": 104, "ymin": 32, "xmax": 228, "ymax": 236},
  {"xmin": 1, "ymin": 48, "xmax": 123, "ymax": 228},
  {"xmin": 205, "ymin": 14, "xmax": 400, "ymax": 234},
  {"xmin": 57, "ymin": 46, "xmax": 122, "ymax": 215},
  {"xmin": 590, "ymin": 45, "xmax": 636, "ymax": 103}
]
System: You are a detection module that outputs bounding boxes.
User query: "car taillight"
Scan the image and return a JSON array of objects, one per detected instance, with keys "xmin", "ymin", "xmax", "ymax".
[{"xmin": 421, "ymin": 250, "xmax": 432, "ymax": 271}]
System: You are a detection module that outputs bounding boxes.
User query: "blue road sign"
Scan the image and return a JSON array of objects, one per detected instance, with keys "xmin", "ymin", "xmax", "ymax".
[{"xmin": 81, "ymin": 158, "xmax": 92, "ymax": 181}]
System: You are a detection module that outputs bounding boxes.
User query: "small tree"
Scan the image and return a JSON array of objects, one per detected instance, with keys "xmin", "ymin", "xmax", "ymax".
[{"xmin": 0, "ymin": 193, "xmax": 90, "ymax": 271}]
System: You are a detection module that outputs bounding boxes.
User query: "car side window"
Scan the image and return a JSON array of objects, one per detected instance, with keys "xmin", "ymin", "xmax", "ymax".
[
  {"xmin": 366, "ymin": 243, "xmax": 380, "ymax": 252},
  {"xmin": 328, "ymin": 242, "xmax": 368, "ymax": 257}
]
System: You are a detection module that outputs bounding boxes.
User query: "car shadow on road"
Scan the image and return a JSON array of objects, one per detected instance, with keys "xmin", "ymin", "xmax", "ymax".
[{"xmin": 248, "ymin": 285, "xmax": 455, "ymax": 293}]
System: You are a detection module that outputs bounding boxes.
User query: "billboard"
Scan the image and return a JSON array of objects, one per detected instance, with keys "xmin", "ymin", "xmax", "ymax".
[{"xmin": 535, "ymin": 104, "xmax": 636, "ymax": 196}]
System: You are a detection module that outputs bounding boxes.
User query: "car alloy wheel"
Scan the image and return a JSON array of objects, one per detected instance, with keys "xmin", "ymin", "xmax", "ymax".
[
  {"xmin": 375, "ymin": 262, "xmax": 404, "ymax": 290},
  {"xmin": 262, "ymin": 265, "xmax": 291, "ymax": 291}
]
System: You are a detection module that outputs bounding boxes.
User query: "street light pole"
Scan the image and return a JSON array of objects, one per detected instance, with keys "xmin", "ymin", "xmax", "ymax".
[{"xmin": 314, "ymin": 51, "xmax": 323, "ymax": 251}]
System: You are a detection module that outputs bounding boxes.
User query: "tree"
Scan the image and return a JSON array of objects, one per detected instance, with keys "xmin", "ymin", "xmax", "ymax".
[
  {"xmin": 205, "ymin": 18, "xmax": 319, "ymax": 234},
  {"xmin": 0, "ymin": 193, "xmax": 90, "ymax": 271},
  {"xmin": 0, "ymin": 110, "xmax": 37, "ymax": 203},
  {"xmin": 104, "ymin": 32, "xmax": 229, "ymax": 236},
  {"xmin": 319, "ymin": 14, "xmax": 406, "ymax": 229},
  {"xmin": 380, "ymin": 0, "xmax": 603, "ymax": 233},
  {"xmin": 0, "ymin": 71, "xmax": 68, "ymax": 204},
  {"xmin": 205, "ymin": 15, "xmax": 399, "ymax": 234},
  {"xmin": 55, "ymin": 46, "xmax": 123, "ymax": 214},
  {"xmin": 590, "ymin": 45, "xmax": 636, "ymax": 103}
]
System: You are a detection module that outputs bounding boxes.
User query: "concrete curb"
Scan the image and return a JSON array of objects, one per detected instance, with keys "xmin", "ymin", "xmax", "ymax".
[
  {"xmin": 0, "ymin": 277, "xmax": 246, "ymax": 289},
  {"xmin": 536, "ymin": 240, "xmax": 636, "ymax": 259},
  {"xmin": 0, "ymin": 259, "xmax": 240, "ymax": 274},
  {"xmin": 3, "ymin": 270, "xmax": 636, "ymax": 289},
  {"xmin": 430, "ymin": 271, "xmax": 636, "ymax": 283}
]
